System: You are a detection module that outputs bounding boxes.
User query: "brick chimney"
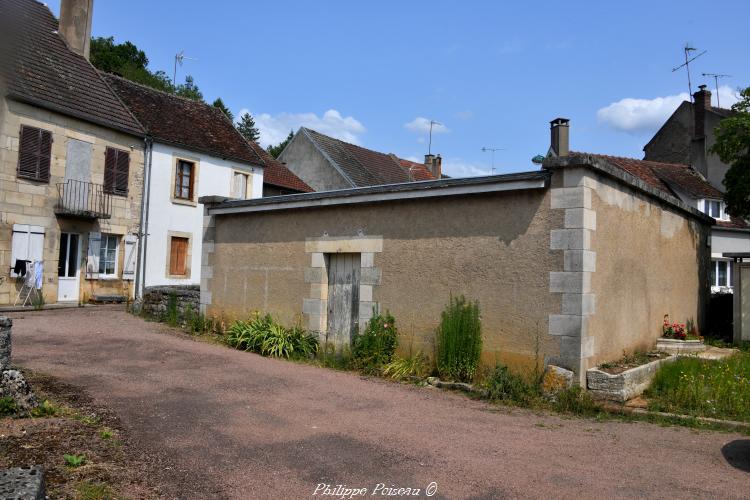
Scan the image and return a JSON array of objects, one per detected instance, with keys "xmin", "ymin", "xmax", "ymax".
[
  {"xmin": 59, "ymin": 0, "xmax": 94, "ymax": 60},
  {"xmin": 550, "ymin": 118, "xmax": 570, "ymax": 157},
  {"xmin": 693, "ymin": 84, "xmax": 712, "ymax": 139},
  {"xmin": 424, "ymin": 154, "xmax": 442, "ymax": 179}
]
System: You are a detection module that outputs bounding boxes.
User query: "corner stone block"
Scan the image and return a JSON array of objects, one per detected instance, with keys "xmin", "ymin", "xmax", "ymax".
[
  {"xmin": 564, "ymin": 208, "xmax": 596, "ymax": 230},
  {"xmin": 563, "ymin": 250, "xmax": 596, "ymax": 272},
  {"xmin": 550, "ymin": 229, "xmax": 590, "ymax": 250},
  {"xmin": 551, "ymin": 187, "xmax": 591, "ymax": 209},
  {"xmin": 549, "ymin": 314, "xmax": 588, "ymax": 337},
  {"xmin": 360, "ymin": 252, "xmax": 375, "ymax": 268},
  {"xmin": 199, "ymin": 291, "xmax": 212, "ymax": 306},
  {"xmin": 562, "ymin": 293, "xmax": 596, "ymax": 315},
  {"xmin": 549, "ymin": 272, "xmax": 591, "ymax": 294},
  {"xmin": 310, "ymin": 252, "xmax": 326, "ymax": 268},
  {"xmin": 304, "ymin": 267, "xmax": 326, "ymax": 284},
  {"xmin": 359, "ymin": 267, "xmax": 381, "ymax": 285},
  {"xmin": 359, "ymin": 284, "xmax": 373, "ymax": 302},
  {"xmin": 303, "ymin": 298, "xmax": 326, "ymax": 315}
]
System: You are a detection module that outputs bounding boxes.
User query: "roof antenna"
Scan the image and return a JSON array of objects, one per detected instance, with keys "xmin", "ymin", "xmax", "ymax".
[
  {"xmin": 672, "ymin": 44, "xmax": 706, "ymax": 101},
  {"xmin": 702, "ymin": 73, "xmax": 732, "ymax": 108},
  {"xmin": 173, "ymin": 50, "xmax": 197, "ymax": 91},
  {"xmin": 481, "ymin": 147, "xmax": 505, "ymax": 175},
  {"xmin": 428, "ymin": 120, "xmax": 442, "ymax": 155}
]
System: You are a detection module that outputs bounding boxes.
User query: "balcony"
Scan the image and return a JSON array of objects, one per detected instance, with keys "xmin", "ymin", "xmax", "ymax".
[{"xmin": 55, "ymin": 180, "xmax": 112, "ymax": 219}]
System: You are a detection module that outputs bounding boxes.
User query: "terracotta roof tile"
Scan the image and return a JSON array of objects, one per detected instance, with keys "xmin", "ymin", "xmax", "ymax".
[
  {"xmin": 0, "ymin": 0, "xmax": 144, "ymax": 136},
  {"xmin": 395, "ymin": 157, "xmax": 436, "ymax": 181},
  {"xmin": 102, "ymin": 73, "xmax": 262, "ymax": 165}
]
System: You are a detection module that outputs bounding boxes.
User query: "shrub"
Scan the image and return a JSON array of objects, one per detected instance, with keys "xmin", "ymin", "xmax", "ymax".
[
  {"xmin": 351, "ymin": 311, "xmax": 398, "ymax": 373},
  {"xmin": 30, "ymin": 399, "xmax": 58, "ymax": 417},
  {"xmin": 436, "ymin": 295, "xmax": 482, "ymax": 382},
  {"xmin": 484, "ymin": 364, "xmax": 539, "ymax": 405},
  {"xmin": 553, "ymin": 386, "xmax": 600, "ymax": 416},
  {"xmin": 382, "ymin": 353, "xmax": 431, "ymax": 380},
  {"xmin": 0, "ymin": 396, "xmax": 17, "ymax": 416},
  {"xmin": 226, "ymin": 313, "xmax": 318, "ymax": 359}
]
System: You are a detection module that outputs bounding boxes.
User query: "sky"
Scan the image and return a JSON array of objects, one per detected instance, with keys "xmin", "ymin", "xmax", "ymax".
[{"xmin": 47, "ymin": 0, "xmax": 750, "ymax": 177}]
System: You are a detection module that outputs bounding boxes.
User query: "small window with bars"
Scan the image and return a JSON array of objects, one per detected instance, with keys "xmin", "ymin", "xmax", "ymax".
[
  {"xmin": 104, "ymin": 147, "xmax": 129, "ymax": 196},
  {"xmin": 17, "ymin": 125, "xmax": 52, "ymax": 182}
]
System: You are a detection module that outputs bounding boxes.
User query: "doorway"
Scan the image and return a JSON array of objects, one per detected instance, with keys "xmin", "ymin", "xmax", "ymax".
[
  {"xmin": 57, "ymin": 232, "xmax": 80, "ymax": 302},
  {"xmin": 327, "ymin": 253, "xmax": 361, "ymax": 345}
]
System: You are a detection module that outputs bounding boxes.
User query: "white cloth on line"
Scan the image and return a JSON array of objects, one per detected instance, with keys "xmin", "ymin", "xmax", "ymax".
[{"xmin": 34, "ymin": 261, "xmax": 43, "ymax": 290}]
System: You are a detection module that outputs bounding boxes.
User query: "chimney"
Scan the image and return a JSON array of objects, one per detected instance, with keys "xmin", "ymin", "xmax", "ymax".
[
  {"xmin": 550, "ymin": 118, "xmax": 569, "ymax": 157},
  {"xmin": 424, "ymin": 154, "xmax": 442, "ymax": 179},
  {"xmin": 59, "ymin": 0, "xmax": 94, "ymax": 60},
  {"xmin": 693, "ymin": 84, "xmax": 712, "ymax": 139}
]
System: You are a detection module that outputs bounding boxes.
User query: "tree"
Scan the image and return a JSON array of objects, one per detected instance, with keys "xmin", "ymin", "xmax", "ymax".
[
  {"xmin": 175, "ymin": 75, "xmax": 203, "ymax": 101},
  {"xmin": 236, "ymin": 112, "xmax": 260, "ymax": 143},
  {"xmin": 711, "ymin": 87, "xmax": 750, "ymax": 218},
  {"xmin": 212, "ymin": 98, "xmax": 233, "ymax": 121},
  {"xmin": 267, "ymin": 130, "xmax": 294, "ymax": 158},
  {"xmin": 90, "ymin": 36, "xmax": 174, "ymax": 93}
]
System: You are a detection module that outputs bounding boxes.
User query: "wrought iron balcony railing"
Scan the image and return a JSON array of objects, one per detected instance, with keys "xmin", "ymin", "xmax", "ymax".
[{"xmin": 55, "ymin": 180, "xmax": 112, "ymax": 219}]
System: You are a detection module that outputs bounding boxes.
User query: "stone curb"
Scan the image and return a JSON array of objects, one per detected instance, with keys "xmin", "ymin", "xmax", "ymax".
[
  {"xmin": 426, "ymin": 377, "xmax": 489, "ymax": 397},
  {"xmin": 601, "ymin": 403, "xmax": 750, "ymax": 431}
]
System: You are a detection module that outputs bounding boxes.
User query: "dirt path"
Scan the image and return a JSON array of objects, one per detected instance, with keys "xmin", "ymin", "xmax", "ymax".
[{"xmin": 7, "ymin": 307, "xmax": 750, "ymax": 499}]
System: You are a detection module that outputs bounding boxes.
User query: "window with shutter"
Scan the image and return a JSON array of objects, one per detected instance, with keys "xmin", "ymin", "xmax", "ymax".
[
  {"xmin": 104, "ymin": 147, "xmax": 129, "ymax": 196},
  {"xmin": 169, "ymin": 237, "xmax": 189, "ymax": 276},
  {"xmin": 17, "ymin": 125, "xmax": 52, "ymax": 182}
]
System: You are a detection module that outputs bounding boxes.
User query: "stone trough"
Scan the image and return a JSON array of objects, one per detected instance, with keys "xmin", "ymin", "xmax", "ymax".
[{"xmin": 586, "ymin": 355, "xmax": 677, "ymax": 403}]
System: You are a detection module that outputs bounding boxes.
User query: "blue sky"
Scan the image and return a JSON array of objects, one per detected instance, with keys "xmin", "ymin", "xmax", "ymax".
[{"xmin": 48, "ymin": 1, "xmax": 749, "ymax": 177}]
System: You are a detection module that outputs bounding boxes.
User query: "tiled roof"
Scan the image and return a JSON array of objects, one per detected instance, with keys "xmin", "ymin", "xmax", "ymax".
[
  {"xmin": 246, "ymin": 142, "xmax": 313, "ymax": 193},
  {"xmin": 395, "ymin": 156, "xmax": 436, "ymax": 181},
  {"xmin": 0, "ymin": 0, "xmax": 145, "ymax": 136},
  {"xmin": 102, "ymin": 73, "xmax": 263, "ymax": 166},
  {"xmin": 301, "ymin": 128, "xmax": 436, "ymax": 186}
]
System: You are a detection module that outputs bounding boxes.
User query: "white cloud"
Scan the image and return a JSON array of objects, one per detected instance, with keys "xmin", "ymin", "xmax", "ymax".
[
  {"xmin": 441, "ymin": 158, "xmax": 492, "ymax": 178},
  {"xmin": 237, "ymin": 108, "xmax": 365, "ymax": 147},
  {"xmin": 597, "ymin": 85, "xmax": 740, "ymax": 133},
  {"xmin": 404, "ymin": 117, "xmax": 449, "ymax": 134}
]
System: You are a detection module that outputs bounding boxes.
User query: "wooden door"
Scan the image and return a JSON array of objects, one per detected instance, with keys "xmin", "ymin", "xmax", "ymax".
[{"xmin": 327, "ymin": 253, "xmax": 361, "ymax": 346}]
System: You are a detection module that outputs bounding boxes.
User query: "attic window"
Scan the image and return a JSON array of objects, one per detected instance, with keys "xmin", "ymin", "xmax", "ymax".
[{"xmin": 701, "ymin": 199, "xmax": 727, "ymax": 220}]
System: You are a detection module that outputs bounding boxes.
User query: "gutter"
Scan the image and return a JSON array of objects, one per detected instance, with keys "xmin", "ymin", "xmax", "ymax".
[
  {"xmin": 134, "ymin": 137, "xmax": 153, "ymax": 300},
  {"xmin": 202, "ymin": 171, "xmax": 550, "ymax": 216}
]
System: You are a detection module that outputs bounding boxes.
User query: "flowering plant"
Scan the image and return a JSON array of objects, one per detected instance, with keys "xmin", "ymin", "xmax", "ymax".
[{"xmin": 662, "ymin": 314, "xmax": 687, "ymax": 340}]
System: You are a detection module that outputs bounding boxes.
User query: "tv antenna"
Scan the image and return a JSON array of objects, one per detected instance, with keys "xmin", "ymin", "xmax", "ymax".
[
  {"xmin": 702, "ymin": 73, "xmax": 732, "ymax": 107},
  {"xmin": 672, "ymin": 44, "xmax": 706, "ymax": 101},
  {"xmin": 481, "ymin": 147, "xmax": 505, "ymax": 175},
  {"xmin": 428, "ymin": 120, "xmax": 442, "ymax": 155},
  {"xmin": 173, "ymin": 50, "xmax": 197, "ymax": 90}
]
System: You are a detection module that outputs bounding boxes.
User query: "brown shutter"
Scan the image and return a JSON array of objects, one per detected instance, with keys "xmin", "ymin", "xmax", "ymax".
[
  {"xmin": 170, "ymin": 237, "xmax": 188, "ymax": 276},
  {"xmin": 114, "ymin": 150, "xmax": 129, "ymax": 195},
  {"xmin": 18, "ymin": 125, "xmax": 52, "ymax": 182},
  {"xmin": 103, "ymin": 147, "xmax": 116, "ymax": 193}
]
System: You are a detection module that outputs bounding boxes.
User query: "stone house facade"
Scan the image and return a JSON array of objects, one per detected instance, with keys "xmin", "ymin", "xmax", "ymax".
[
  {"xmin": 199, "ymin": 121, "xmax": 712, "ymax": 383},
  {"xmin": 0, "ymin": 0, "xmax": 146, "ymax": 305}
]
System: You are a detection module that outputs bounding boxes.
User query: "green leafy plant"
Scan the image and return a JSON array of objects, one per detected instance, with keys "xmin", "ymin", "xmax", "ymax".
[
  {"xmin": 382, "ymin": 353, "xmax": 430, "ymax": 380},
  {"xmin": 484, "ymin": 364, "xmax": 540, "ymax": 405},
  {"xmin": 64, "ymin": 453, "xmax": 86, "ymax": 468},
  {"xmin": 0, "ymin": 396, "xmax": 18, "ymax": 416},
  {"xmin": 436, "ymin": 295, "xmax": 483, "ymax": 382},
  {"xmin": 166, "ymin": 293, "xmax": 179, "ymax": 326},
  {"xmin": 32, "ymin": 291, "xmax": 45, "ymax": 310},
  {"xmin": 30, "ymin": 399, "xmax": 59, "ymax": 417},
  {"xmin": 351, "ymin": 311, "xmax": 398, "ymax": 373},
  {"xmin": 99, "ymin": 428, "xmax": 114, "ymax": 440},
  {"xmin": 226, "ymin": 313, "xmax": 318, "ymax": 359},
  {"xmin": 553, "ymin": 386, "xmax": 601, "ymax": 416}
]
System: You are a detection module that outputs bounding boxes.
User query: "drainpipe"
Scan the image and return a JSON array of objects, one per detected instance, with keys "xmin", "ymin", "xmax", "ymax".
[{"xmin": 134, "ymin": 137, "xmax": 153, "ymax": 301}]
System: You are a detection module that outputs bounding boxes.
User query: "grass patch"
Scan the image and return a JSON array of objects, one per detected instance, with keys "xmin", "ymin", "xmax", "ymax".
[
  {"xmin": 76, "ymin": 481, "xmax": 115, "ymax": 500},
  {"xmin": 382, "ymin": 353, "xmax": 431, "ymax": 380},
  {"xmin": 646, "ymin": 352, "xmax": 750, "ymax": 422},
  {"xmin": 30, "ymin": 399, "xmax": 60, "ymax": 417},
  {"xmin": 0, "ymin": 396, "xmax": 18, "ymax": 416}
]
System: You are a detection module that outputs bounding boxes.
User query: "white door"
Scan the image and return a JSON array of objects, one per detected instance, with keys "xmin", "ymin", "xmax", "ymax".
[{"xmin": 57, "ymin": 233, "xmax": 80, "ymax": 302}]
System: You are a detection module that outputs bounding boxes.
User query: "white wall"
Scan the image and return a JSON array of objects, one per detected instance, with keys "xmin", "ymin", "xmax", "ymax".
[
  {"xmin": 711, "ymin": 229, "xmax": 750, "ymax": 258},
  {"xmin": 143, "ymin": 142, "xmax": 263, "ymax": 286}
]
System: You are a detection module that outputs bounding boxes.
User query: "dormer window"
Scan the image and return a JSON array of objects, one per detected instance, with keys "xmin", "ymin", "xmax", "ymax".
[{"xmin": 701, "ymin": 199, "xmax": 727, "ymax": 220}]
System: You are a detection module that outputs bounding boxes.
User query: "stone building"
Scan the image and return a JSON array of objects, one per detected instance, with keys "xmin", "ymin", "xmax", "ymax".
[
  {"xmin": 644, "ymin": 85, "xmax": 750, "ymax": 293},
  {"xmin": 0, "ymin": 0, "xmax": 146, "ymax": 305},
  {"xmin": 199, "ymin": 119, "xmax": 712, "ymax": 383}
]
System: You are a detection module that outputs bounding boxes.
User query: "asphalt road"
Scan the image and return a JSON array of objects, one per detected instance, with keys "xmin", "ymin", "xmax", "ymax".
[{"xmin": 8, "ymin": 307, "xmax": 750, "ymax": 499}]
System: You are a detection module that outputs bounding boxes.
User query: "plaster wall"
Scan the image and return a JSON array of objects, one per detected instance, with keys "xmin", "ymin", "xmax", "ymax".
[{"xmin": 278, "ymin": 133, "xmax": 352, "ymax": 192}]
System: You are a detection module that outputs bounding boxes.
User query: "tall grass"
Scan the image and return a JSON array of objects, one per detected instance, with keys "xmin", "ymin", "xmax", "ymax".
[
  {"xmin": 436, "ymin": 295, "xmax": 482, "ymax": 382},
  {"xmin": 646, "ymin": 353, "xmax": 750, "ymax": 422}
]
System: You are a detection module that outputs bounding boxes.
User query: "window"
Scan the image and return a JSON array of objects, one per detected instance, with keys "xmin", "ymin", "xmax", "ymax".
[
  {"xmin": 702, "ymin": 199, "xmax": 726, "ymax": 220},
  {"xmin": 232, "ymin": 171, "xmax": 250, "ymax": 199},
  {"xmin": 98, "ymin": 234, "xmax": 119, "ymax": 277},
  {"xmin": 169, "ymin": 237, "xmax": 189, "ymax": 276},
  {"xmin": 174, "ymin": 160, "xmax": 195, "ymax": 200},
  {"xmin": 17, "ymin": 125, "xmax": 52, "ymax": 182},
  {"xmin": 104, "ymin": 147, "xmax": 129, "ymax": 196},
  {"xmin": 710, "ymin": 259, "xmax": 733, "ymax": 288}
]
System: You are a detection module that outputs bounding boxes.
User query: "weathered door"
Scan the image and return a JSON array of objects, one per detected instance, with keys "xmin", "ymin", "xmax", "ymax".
[{"xmin": 327, "ymin": 253, "xmax": 361, "ymax": 346}]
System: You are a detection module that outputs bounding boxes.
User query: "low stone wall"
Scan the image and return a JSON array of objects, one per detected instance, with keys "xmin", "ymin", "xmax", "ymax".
[
  {"xmin": 0, "ymin": 317, "xmax": 10, "ymax": 371},
  {"xmin": 142, "ymin": 285, "xmax": 200, "ymax": 320},
  {"xmin": 587, "ymin": 356, "xmax": 676, "ymax": 402}
]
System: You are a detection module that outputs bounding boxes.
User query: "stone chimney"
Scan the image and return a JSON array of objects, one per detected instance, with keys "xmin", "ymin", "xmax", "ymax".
[
  {"xmin": 424, "ymin": 154, "xmax": 442, "ymax": 179},
  {"xmin": 59, "ymin": 0, "xmax": 94, "ymax": 60},
  {"xmin": 550, "ymin": 118, "xmax": 570, "ymax": 157},
  {"xmin": 693, "ymin": 84, "xmax": 712, "ymax": 139}
]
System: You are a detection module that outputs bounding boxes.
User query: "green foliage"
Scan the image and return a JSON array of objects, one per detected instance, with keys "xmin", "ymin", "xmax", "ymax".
[
  {"xmin": 0, "ymin": 396, "xmax": 17, "ymax": 416},
  {"xmin": 646, "ymin": 352, "xmax": 750, "ymax": 422},
  {"xmin": 212, "ymin": 98, "xmax": 234, "ymax": 122},
  {"xmin": 351, "ymin": 311, "xmax": 398, "ymax": 373},
  {"xmin": 236, "ymin": 112, "xmax": 261, "ymax": 143},
  {"xmin": 175, "ymin": 75, "xmax": 203, "ymax": 101},
  {"xmin": 226, "ymin": 313, "xmax": 318, "ymax": 359},
  {"xmin": 436, "ymin": 295, "xmax": 483, "ymax": 382},
  {"xmin": 382, "ymin": 353, "xmax": 430, "ymax": 380},
  {"xmin": 76, "ymin": 481, "xmax": 114, "ymax": 500},
  {"xmin": 484, "ymin": 364, "xmax": 540, "ymax": 405},
  {"xmin": 90, "ymin": 36, "xmax": 174, "ymax": 93},
  {"xmin": 30, "ymin": 399, "xmax": 58, "ymax": 417},
  {"xmin": 710, "ymin": 86, "xmax": 750, "ymax": 217},
  {"xmin": 552, "ymin": 386, "xmax": 600, "ymax": 416},
  {"xmin": 267, "ymin": 130, "xmax": 294, "ymax": 158},
  {"xmin": 166, "ymin": 293, "xmax": 179, "ymax": 327},
  {"xmin": 316, "ymin": 342, "xmax": 353, "ymax": 370},
  {"xmin": 63, "ymin": 453, "xmax": 86, "ymax": 468},
  {"xmin": 99, "ymin": 428, "xmax": 114, "ymax": 440},
  {"xmin": 32, "ymin": 291, "xmax": 45, "ymax": 310}
]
